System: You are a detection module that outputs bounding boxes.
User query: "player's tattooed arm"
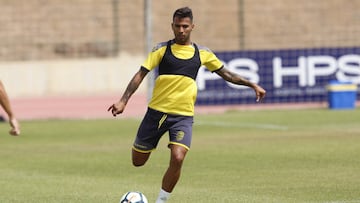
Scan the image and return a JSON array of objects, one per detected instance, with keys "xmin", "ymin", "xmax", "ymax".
[
  {"xmin": 215, "ymin": 66, "xmax": 253, "ymax": 86},
  {"xmin": 119, "ymin": 67, "xmax": 148, "ymax": 105},
  {"xmin": 215, "ymin": 66, "xmax": 266, "ymax": 102},
  {"xmin": 108, "ymin": 67, "xmax": 148, "ymax": 116}
]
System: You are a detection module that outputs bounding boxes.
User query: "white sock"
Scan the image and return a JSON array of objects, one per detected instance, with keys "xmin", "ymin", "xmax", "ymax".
[{"xmin": 155, "ymin": 188, "xmax": 171, "ymax": 203}]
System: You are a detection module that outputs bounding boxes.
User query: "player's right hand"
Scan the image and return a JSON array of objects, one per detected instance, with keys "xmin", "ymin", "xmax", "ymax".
[{"xmin": 107, "ymin": 102, "xmax": 126, "ymax": 117}]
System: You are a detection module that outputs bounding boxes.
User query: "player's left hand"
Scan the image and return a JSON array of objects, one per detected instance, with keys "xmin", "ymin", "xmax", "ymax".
[{"xmin": 254, "ymin": 85, "xmax": 266, "ymax": 102}]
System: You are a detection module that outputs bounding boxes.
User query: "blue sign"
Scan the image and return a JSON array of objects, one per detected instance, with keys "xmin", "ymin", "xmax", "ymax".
[{"xmin": 195, "ymin": 47, "xmax": 360, "ymax": 105}]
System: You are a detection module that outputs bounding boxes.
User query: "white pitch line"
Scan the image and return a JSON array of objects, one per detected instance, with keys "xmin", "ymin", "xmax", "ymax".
[
  {"xmin": 319, "ymin": 200, "xmax": 360, "ymax": 203},
  {"xmin": 195, "ymin": 120, "xmax": 289, "ymax": 131}
]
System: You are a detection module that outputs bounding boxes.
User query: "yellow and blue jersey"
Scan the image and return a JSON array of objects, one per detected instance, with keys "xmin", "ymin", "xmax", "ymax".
[{"xmin": 141, "ymin": 40, "xmax": 223, "ymax": 116}]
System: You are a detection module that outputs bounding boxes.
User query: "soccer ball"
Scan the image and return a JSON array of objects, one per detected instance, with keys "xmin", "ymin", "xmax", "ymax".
[{"xmin": 119, "ymin": 191, "xmax": 148, "ymax": 203}]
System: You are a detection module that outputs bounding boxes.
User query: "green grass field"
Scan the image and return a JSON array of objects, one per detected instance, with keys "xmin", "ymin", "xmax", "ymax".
[{"xmin": 1, "ymin": 108, "xmax": 360, "ymax": 203}]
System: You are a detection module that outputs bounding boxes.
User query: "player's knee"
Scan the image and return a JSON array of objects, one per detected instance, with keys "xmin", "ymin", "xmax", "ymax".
[
  {"xmin": 132, "ymin": 158, "xmax": 148, "ymax": 167},
  {"xmin": 131, "ymin": 154, "xmax": 149, "ymax": 166},
  {"xmin": 132, "ymin": 149, "xmax": 150, "ymax": 167},
  {"xmin": 169, "ymin": 145, "xmax": 187, "ymax": 167},
  {"xmin": 174, "ymin": 153, "xmax": 185, "ymax": 162},
  {"xmin": 170, "ymin": 154, "xmax": 185, "ymax": 167}
]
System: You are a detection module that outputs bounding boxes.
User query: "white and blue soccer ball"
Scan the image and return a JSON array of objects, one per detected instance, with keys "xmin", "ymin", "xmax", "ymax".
[{"xmin": 119, "ymin": 191, "xmax": 148, "ymax": 203}]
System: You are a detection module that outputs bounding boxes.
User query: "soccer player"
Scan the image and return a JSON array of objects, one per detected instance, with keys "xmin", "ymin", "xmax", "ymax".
[
  {"xmin": 0, "ymin": 80, "xmax": 20, "ymax": 136},
  {"xmin": 108, "ymin": 7, "xmax": 266, "ymax": 203}
]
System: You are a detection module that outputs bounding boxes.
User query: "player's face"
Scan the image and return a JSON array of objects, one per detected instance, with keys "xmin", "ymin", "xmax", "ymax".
[{"xmin": 172, "ymin": 16, "xmax": 194, "ymax": 45}]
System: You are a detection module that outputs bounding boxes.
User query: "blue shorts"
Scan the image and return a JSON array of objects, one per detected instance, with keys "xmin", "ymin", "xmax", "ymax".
[{"xmin": 133, "ymin": 108, "xmax": 194, "ymax": 153}]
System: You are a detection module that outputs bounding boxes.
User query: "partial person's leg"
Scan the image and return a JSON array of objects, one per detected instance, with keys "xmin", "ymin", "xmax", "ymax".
[
  {"xmin": 162, "ymin": 144, "xmax": 188, "ymax": 192},
  {"xmin": 132, "ymin": 149, "xmax": 151, "ymax": 167}
]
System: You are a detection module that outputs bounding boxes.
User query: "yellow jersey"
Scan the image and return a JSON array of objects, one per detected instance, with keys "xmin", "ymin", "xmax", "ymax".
[{"xmin": 141, "ymin": 40, "xmax": 223, "ymax": 116}]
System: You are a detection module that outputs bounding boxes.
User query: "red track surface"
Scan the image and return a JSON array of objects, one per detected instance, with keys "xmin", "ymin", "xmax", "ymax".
[{"xmin": 7, "ymin": 94, "xmax": 147, "ymax": 120}]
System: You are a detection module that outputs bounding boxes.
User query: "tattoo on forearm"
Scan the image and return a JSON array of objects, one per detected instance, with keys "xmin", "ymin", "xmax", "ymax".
[
  {"xmin": 229, "ymin": 72, "xmax": 250, "ymax": 86},
  {"xmin": 121, "ymin": 73, "xmax": 144, "ymax": 103}
]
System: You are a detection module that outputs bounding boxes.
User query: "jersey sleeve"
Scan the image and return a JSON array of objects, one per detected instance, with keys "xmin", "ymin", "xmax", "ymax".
[
  {"xmin": 141, "ymin": 42, "xmax": 167, "ymax": 71},
  {"xmin": 199, "ymin": 47, "xmax": 224, "ymax": 72}
]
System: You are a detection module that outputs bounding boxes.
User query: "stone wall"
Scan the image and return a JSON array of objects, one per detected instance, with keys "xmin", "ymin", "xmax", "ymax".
[{"xmin": 1, "ymin": 0, "xmax": 359, "ymax": 61}]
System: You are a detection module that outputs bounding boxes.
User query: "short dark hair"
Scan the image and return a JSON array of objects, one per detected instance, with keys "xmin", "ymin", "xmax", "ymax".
[{"xmin": 173, "ymin": 7, "xmax": 193, "ymax": 21}]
